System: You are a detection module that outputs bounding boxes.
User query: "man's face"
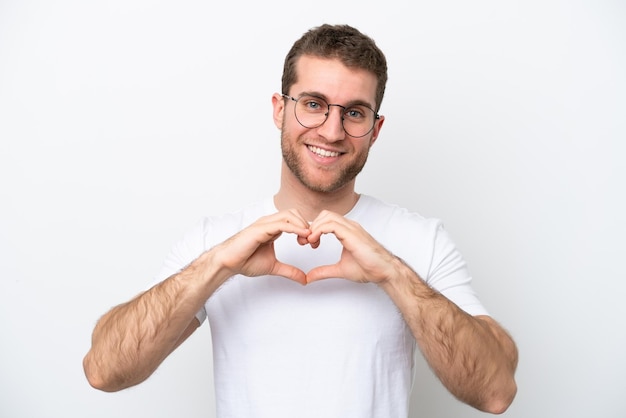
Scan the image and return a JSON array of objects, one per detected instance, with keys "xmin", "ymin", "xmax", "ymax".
[{"xmin": 273, "ymin": 56, "xmax": 384, "ymax": 193}]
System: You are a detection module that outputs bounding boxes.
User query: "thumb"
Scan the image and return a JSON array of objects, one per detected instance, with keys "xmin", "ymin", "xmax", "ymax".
[
  {"xmin": 272, "ymin": 262, "xmax": 307, "ymax": 285},
  {"xmin": 306, "ymin": 264, "xmax": 341, "ymax": 284}
]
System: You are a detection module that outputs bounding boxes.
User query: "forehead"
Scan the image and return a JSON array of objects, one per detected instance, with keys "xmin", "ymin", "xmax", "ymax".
[{"xmin": 291, "ymin": 55, "xmax": 378, "ymax": 107}]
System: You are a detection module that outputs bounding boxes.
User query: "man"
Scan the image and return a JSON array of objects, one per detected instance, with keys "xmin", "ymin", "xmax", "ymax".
[{"xmin": 83, "ymin": 24, "xmax": 518, "ymax": 417}]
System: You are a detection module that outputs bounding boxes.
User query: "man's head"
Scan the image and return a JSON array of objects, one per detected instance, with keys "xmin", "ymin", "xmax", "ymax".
[
  {"xmin": 281, "ymin": 24, "xmax": 388, "ymax": 112},
  {"xmin": 273, "ymin": 24, "xmax": 387, "ymax": 195}
]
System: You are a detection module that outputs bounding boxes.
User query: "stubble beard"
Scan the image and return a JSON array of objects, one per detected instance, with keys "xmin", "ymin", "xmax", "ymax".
[{"xmin": 280, "ymin": 128, "xmax": 370, "ymax": 193}]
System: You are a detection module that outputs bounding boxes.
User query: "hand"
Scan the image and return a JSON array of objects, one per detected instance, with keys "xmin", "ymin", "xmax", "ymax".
[
  {"xmin": 305, "ymin": 210, "xmax": 398, "ymax": 284},
  {"xmin": 214, "ymin": 209, "xmax": 312, "ymax": 285}
]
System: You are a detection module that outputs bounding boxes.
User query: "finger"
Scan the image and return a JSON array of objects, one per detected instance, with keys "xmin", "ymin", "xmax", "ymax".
[
  {"xmin": 296, "ymin": 231, "xmax": 317, "ymax": 246},
  {"xmin": 303, "ymin": 227, "xmax": 320, "ymax": 248},
  {"xmin": 307, "ymin": 217, "xmax": 350, "ymax": 245},
  {"xmin": 255, "ymin": 221, "xmax": 310, "ymax": 245},
  {"xmin": 276, "ymin": 208, "xmax": 311, "ymax": 229},
  {"xmin": 273, "ymin": 262, "xmax": 307, "ymax": 285},
  {"xmin": 308, "ymin": 210, "xmax": 357, "ymax": 238},
  {"xmin": 265, "ymin": 211, "xmax": 313, "ymax": 246},
  {"xmin": 258, "ymin": 210, "xmax": 310, "ymax": 231}
]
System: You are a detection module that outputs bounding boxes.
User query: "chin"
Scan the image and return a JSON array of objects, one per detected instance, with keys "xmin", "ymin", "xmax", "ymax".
[{"xmin": 302, "ymin": 175, "xmax": 353, "ymax": 194}]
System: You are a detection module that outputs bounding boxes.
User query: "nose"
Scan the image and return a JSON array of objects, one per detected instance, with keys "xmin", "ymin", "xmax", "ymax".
[{"xmin": 316, "ymin": 104, "xmax": 346, "ymax": 142}]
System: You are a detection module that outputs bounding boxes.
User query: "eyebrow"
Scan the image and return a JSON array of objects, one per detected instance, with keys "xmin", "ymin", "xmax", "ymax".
[{"xmin": 297, "ymin": 91, "xmax": 376, "ymax": 111}]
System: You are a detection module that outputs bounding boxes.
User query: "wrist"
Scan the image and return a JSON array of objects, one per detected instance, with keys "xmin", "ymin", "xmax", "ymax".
[
  {"xmin": 180, "ymin": 248, "xmax": 233, "ymax": 296},
  {"xmin": 378, "ymin": 256, "xmax": 434, "ymax": 300}
]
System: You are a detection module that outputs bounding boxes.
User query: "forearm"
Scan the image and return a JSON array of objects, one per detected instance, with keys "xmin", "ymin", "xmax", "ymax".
[
  {"xmin": 83, "ymin": 249, "xmax": 229, "ymax": 392},
  {"xmin": 380, "ymin": 258, "xmax": 518, "ymax": 414}
]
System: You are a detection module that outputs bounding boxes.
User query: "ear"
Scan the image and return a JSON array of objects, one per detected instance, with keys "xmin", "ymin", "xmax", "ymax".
[
  {"xmin": 272, "ymin": 93, "xmax": 285, "ymax": 130},
  {"xmin": 369, "ymin": 114, "xmax": 385, "ymax": 147}
]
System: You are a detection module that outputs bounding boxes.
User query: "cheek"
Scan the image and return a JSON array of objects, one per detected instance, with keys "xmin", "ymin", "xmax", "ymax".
[
  {"xmin": 356, "ymin": 139, "xmax": 374, "ymax": 155},
  {"xmin": 283, "ymin": 116, "xmax": 311, "ymax": 140}
]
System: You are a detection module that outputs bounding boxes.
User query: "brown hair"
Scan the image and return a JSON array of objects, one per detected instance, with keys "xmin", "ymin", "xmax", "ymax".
[{"xmin": 281, "ymin": 24, "xmax": 388, "ymax": 112}]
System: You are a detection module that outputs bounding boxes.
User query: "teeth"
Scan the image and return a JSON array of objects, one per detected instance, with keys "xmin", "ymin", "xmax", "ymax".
[{"xmin": 308, "ymin": 145, "xmax": 340, "ymax": 157}]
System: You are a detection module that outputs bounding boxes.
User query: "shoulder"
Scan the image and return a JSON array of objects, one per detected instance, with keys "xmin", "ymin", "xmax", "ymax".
[
  {"xmin": 198, "ymin": 198, "xmax": 273, "ymax": 245},
  {"xmin": 152, "ymin": 198, "xmax": 273, "ymax": 285},
  {"xmin": 354, "ymin": 194, "xmax": 443, "ymax": 233},
  {"xmin": 354, "ymin": 195, "xmax": 454, "ymax": 267}
]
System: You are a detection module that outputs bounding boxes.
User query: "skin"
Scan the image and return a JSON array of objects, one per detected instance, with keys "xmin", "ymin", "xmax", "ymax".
[{"xmin": 83, "ymin": 55, "xmax": 517, "ymax": 414}]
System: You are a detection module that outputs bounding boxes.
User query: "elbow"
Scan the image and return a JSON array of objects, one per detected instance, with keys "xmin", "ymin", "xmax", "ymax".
[
  {"xmin": 83, "ymin": 352, "xmax": 126, "ymax": 393},
  {"xmin": 480, "ymin": 379, "xmax": 518, "ymax": 415}
]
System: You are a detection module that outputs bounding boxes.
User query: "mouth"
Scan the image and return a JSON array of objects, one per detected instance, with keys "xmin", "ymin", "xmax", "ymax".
[{"xmin": 307, "ymin": 145, "xmax": 343, "ymax": 158}]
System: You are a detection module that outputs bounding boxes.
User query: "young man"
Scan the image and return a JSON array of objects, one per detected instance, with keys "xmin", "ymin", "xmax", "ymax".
[{"xmin": 83, "ymin": 24, "xmax": 518, "ymax": 417}]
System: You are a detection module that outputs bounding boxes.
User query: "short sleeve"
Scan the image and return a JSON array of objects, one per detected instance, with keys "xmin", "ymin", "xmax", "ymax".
[{"xmin": 426, "ymin": 223, "xmax": 489, "ymax": 317}]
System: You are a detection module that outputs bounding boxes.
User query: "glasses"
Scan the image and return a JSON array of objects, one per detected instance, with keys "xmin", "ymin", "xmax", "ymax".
[{"xmin": 282, "ymin": 94, "xmax": 379, "ymax": 138}]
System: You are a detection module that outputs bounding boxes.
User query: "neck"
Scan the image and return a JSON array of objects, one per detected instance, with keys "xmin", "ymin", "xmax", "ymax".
[{"xmin": 274, "ymin": 163, "xmax": 360, "ymax": 221}]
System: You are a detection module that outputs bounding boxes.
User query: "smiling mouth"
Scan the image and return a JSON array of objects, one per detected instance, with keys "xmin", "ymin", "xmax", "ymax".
[{"xmin": 307, "ymin": 145, "xmax": 342, "ymax": 158}]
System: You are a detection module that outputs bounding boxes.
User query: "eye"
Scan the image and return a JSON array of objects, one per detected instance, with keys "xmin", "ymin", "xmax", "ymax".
[
  {"xmin": 301, "ymin": 96, "xmax": 326, "ymax": 112},
  {"xmin": 345, "ymin": 106, "xmax": 367, "ymax": 120}
]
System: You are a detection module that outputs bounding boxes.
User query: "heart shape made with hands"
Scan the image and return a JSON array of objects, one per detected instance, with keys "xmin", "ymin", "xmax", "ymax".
[
  {"xmin": 235, "ymin": 209, "xmax": 392, "ymax": 286},
  {"xmin": 271, "ymin": 215, "xmax": 389, "ymax": 286},
  {"xmin": 267, "ymin": 229, "xmax": 330, "ymax": 286}
]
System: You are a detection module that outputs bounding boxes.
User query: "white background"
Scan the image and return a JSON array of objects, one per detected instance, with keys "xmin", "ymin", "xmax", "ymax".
[{"xmin": 1, "ymin": 1, "xmax": 625, "ymax": 417}]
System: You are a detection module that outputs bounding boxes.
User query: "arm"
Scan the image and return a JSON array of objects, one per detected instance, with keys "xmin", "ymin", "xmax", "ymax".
[
  {"xmin": 83, "ymin": 210, "xmax": 312, "ymax": 392},
  {"xmin": 83, "ymin": 249, "xmax": 229, "ymax": 392},
  {"xmin": 306, "ymin": 211, "xmax": 518, "ymax": 414},
  {"xmin": 379, "ymin": 258, "xmax": 518, "ymax": 414}
]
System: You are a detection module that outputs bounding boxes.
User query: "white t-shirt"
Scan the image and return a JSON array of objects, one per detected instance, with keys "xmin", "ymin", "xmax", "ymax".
[{"xmin": 155, "ymin": 195, "xmax": 488, "ymax": 418}]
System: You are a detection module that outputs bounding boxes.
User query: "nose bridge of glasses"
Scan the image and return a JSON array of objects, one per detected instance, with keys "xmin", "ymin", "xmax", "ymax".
[{"xmin": 325, "ymin": 103, "xmax": 347, "ymax": 121}]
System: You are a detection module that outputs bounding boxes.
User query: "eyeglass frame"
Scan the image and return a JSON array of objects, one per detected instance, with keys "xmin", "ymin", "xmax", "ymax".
[{"xmin": 281, "ymin": 93, "xmax": 380, "ymax": 138}]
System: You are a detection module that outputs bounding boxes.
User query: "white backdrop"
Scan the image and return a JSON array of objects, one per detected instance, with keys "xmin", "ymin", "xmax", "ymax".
[{"xmin": 1, "ymin": 1, "xmax": 625, "ymax": 417}]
